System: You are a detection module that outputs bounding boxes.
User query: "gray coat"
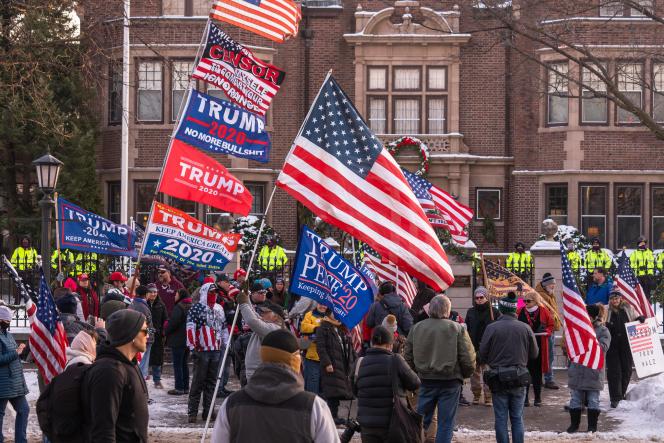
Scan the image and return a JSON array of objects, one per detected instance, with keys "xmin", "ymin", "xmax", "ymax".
[
  {"xmin": 0, "ymin": 330, "xmax": 28, "ymax": 399},
  {"xmin": 567, "ymin": 321, "xmax": 611, "ymax": 391},
  {"xmin": 239, "ymin": 303, "xmax": 282, "ymax": 382},
  {"xmin": 479, "ymin": 314, "xmax": 538, "ymax": 368}
]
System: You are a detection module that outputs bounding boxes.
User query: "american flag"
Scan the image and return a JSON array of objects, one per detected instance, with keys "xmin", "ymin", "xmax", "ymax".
[
  {"xmin": 186, "ymin": 284, "xmax": 226, "ymax": 351},
  {"xmin": 615, "ymin": 255, "xmax": 655, "ymax": 318},
  {"xmin": 561, "ymin": 243, "xmax": 604, "ymax": 370},
  {"xmin": 277, "ymin": 75, "xmax": 454, "ymax": 291},
  {"xmin": 361, "ymin": 244, "xmax": 417, "ymax": 307},
  {"xmin": 350, "ymin": 324, "xmax": 363, "ymax": 353},
  {"xmin": 402, "ymin": 168, "xmax": 473, "ymax": 244},
  {"xmin": 210, "ymin": 0, "xmax": 301, "ymax": 43}
]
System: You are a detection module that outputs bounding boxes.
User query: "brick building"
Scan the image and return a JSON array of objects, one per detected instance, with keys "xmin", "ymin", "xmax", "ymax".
[{"xmin": 80, "ymin": 0, "xmax": 664, "ymax": 252}]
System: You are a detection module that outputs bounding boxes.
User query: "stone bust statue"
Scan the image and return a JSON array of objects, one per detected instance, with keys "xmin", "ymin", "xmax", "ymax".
[{"xmin": 542, "ymin": 219, "xmax": 558, "ymax": 241}]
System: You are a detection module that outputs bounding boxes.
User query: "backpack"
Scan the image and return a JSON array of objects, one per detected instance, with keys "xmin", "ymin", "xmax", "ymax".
[{"xmin": 36, "ymin": 362, "xmax": 92, "ymax": 443}]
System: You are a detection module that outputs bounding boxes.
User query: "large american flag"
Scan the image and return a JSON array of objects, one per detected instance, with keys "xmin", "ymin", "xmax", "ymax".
[
  {"xmin": 210, "ymin": 0, "xmax": 301, "ymax": 43},
  {"xmin": 561, "ymin": 243, "xmax": 604, "ymax": 370},
  {"xmin": 361, "ymin": 244, "xmax": 417, "ymax": 307},
  {"xmin": 615, "ymin": 255, "xmax": 655, "ymax": 318},
  {"xmin": 277, "ymin": 75, "xmax": 454, "ymax": 291},
  {"xmin": 402, "ymin": 168, "xmax": 473, "ymax": 244}
]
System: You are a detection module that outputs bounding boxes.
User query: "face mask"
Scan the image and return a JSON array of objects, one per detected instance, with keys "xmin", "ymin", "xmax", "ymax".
[
  {"xmin": 207, "ymin": 292, "xmax": 217, "ymax": 308},
  {"xmin": 639, "ymin": 244, "xmax": 646, "ymax": 250},
  {"xmin": 593, "ymin": 245, "xmax": 600, "ymax": 251}
]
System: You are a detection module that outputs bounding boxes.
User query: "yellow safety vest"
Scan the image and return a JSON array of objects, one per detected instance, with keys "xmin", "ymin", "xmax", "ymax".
[
  {"xmin": 75, "ymin": 252, "xmax": 98, "ymax": 275},
  {"xmin": 10, "ymin": 247, "xmax": 38, "ymax": 270},
  {"xmin": 584, "ymin": 249, "xmax": 612, "ymax": 272},
  {"xmin": 258, "ymin": 245, "xmax": 288, "ymax": 270},
  {"xmin": 51, "ymin": 250, "xmax": 76, "ymax": 275},
  {"xmin": 657, "ymin": 253, "xmax": 664, "ymax": 272},
  {"xmin": 506, "ymin": 252, "xmax": 532, "ymax": 273},
  {"xmin": 630, "ymin": 249, "xmax": 655, "ymax": 276},
  {"xmin": 567, "ymin": 251, "xmax": 582, "ymax": 273}
]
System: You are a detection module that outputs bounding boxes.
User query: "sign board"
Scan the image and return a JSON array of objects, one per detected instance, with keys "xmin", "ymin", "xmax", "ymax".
[{"xmin": 626, "ymin": 317, "xmax": 664, "ymax": 378}]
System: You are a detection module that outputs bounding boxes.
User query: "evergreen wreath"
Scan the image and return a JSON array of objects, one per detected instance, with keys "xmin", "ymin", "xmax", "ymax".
[{"xmin": 386, "ymin": 136, "xmax": 430, "ymax": 176}]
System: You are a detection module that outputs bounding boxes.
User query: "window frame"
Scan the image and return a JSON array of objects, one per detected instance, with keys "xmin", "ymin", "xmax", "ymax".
[
  {"xmin": 107, "ymin": 181, "xmax": 121, "ymax": 223},
  {"xmin": 392, "ymin": 66, "xmax": 422, "ymax": 92},
  {"xmin": 651, "ymin": 185, "xmax": 664, "ymax": 249},
  {"xmin": 245, "ymin": 182, "xmax": 266, "ymax": 215},
  {"xmin": 545, "ymin": 62, "xmax": 570, "ymax": 127},
  {"xmin": 425, "ymin": 95, "xmax": 447, "ymax": 134},
  {"xmin": 367, "ymin": 66, "xmax": 389, "ymax": 92},
  {"xmin": 579, "ymin": 183, "xmax": 609, "ymax": 246},
  {"xmin": 614, "ymin": 183, "xmax": 644, "ymax": 248},
  {"xmin": 426, "ymin": 66, "xmax": 448, "ymax": 92},
  {"xmin": 614, "ymin": 60, "xmax": 644, "ymax": 126},
  {"xmin": 133, "ymin": 180, "xmax": 160, "ymax": 226},
  {"xmin": 652, "ymin": 60, "xmax": 664, "ymax": 123},
  {"xmin": 135, "ymin": 59, "xmax": 164, "ymax": 124},
  {"xmin": 545, "ymin": 183, "xmax": 568, "ymax": 226},
  {"xmin": 475, "ymin": 188, "xmax": 502, "ymax": 221},
  {"xmin": 392, "ymin": 95, "xmax": 422, "ymax": 134},
  {"xmin": 367, "ymin": 95, "xmax": 388, "ymax": 134},
  {"xmin": 629, "ymin": 0, "xmax": 653, "ymax": 16},
  {"xmin": 171, "ymin": 59, "xmax": 194, "ymax": 123},
  {"xmin": 579, "ymin": 62, "xmax": 609, "ymax": 126},
  {"xmin": 599, "ymin": 1, "xmax": 625, "ymax": 17}
]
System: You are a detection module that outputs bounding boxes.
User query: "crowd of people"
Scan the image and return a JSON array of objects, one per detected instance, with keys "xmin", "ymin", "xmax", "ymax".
[{"xmin": 0, "ymin": 253, "xmax": 651, "ymax": 443}]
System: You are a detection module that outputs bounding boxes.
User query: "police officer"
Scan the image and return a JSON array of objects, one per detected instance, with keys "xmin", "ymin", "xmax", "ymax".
[
  {"xmin": 51, "ymin": 249, "xmax": 75, "ymax": 276},
  {"xmin": 565, "ymin": 239, "xmax": 582, "ymax": 275},
  {"xmin": 506, "ymin": 242, "xmax": 533, "ymax": 280},
  {"xmin": 10, "ymin": 236, "xmax": 38, "ymax": 271},
  {"xmin": 584, "ymin": 238, "xmax": 612, "ymax": 286},
  {"xmin": 630, "ymin": 236, "xmax": 655, "ymax": 299},
  {"xmin": 257, "ymin": 237, "xmax": 288, "ymax": 273},
  {"xmin": 75, "ymin": 252, "xmax": 98, "ymax": 277}
]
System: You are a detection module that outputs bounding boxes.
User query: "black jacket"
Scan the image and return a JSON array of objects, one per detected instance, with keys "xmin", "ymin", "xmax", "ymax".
[
  {"xmin": 365, "ymin": 292, "xmax": 413, "ymax": 335},
  {"xmin": 165, "ymin": 298, "xmax": 193, "ymax": 348},
  {"xmin": 465, "ymin": 303, "xmax": 500, "ymax": 351},
  {"xmin": 315, "ymin": 320, "xmax": 355, "ymax": 400},
  {"xmin": 148, "ymin": 296, "xmax": 167, "ymax": 366},
  {"xmin": 355, "ymin": 348, "xmax": 420, "ymax": 429},
  {"xmin": 83, "ymin": 345, "xmax": 148, "ymax": 443}
]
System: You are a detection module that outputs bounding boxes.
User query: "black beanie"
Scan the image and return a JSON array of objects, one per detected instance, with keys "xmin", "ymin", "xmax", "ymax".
[
  {"xmin": 55, "ymin": 293, "xmax": 78, "ymax": 315},
  {"xmin": 106, "ymin": 310, "xmax": 146, "ymax": 347},
  {"xmin": 587, "ymin": 304, "xmax": 600, "ymax": 319},
  {"xmin": 379, "ymin": 281, "xmax": 395, "ymax": 295},
  {"xmin": 135, "ymin": 285, "xmax": 148, "ymax": 298},
  {"xmin": 261, "ymin": 329, "xmax": 298, "ymax": 353},
  {"xmin": 371, "ymin": 325, "xmax": 394, "ymax": 346}
]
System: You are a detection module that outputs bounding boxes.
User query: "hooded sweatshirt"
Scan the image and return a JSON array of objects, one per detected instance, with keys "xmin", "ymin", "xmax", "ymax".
[
  {"xmin": 186, "ymin": 283, "xmax": 228, "ymax": 352},
  {"xmin": 65, "ymin": 331, "xmax": 97, "ymax": 369}
]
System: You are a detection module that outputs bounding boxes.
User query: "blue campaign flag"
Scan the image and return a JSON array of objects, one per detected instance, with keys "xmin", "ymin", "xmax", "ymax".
[
  {"xmin": 175, "ymin": 89, "xmax": 271, "ymax": 163},
  {"xmin": 57, "ymin": 197, "xmax": 137, "ymax": 258},
  {"xmin": 290, "ymin": 226, "xmax": 374, "ymax": 329}
]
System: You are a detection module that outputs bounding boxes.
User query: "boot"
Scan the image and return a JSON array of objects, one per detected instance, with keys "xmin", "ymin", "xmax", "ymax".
[
  {"xmin": 533, "ymin": 386, "xmax": 542, "ymax": 407},
  {"xmin": 566, "ymin": 408, "xmax": 582, "ymax": 433},
  {"xmin": 472, "ymin": 391, "xmax": 481, "ymax": 405},
  {"xmin": 484, "ymin": 391, "xmax": 492, "ymax": 407},
  {"xmin": 524, "ymin": 388, "xmax": 530, "ymax": 407},
  {"xmin": 587, "ymin": 409, "xmax": 600, "ymax": 433}
]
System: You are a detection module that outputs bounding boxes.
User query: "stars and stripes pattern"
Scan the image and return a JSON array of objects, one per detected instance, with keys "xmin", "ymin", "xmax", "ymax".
[
  {"xmin": 277, "ymin": 75, "xmax": 454, "ymax": 292},
  {"xmin": 402, "ymin": 168, "xmax": 473, "ymax": 244},
  {"xmin": 350, "ymin": 324, "xmax": 363, "ymax": 353},
  {"xmin": 1, "ymin": 255, "xmax": 38, "ymax": 302},
  {"xmin": 186, "ymin": 284, "xmax": 228, "ymax": 351},
  {"xmin": 561, "ymin": 243, "xmax": 604, "ymax": 370},
  {"xmin": 210, "ymin": 0, "xmax": 301, "ymax": 43},
  {"xmin": 615, "ymin": 255, "xmax": 655, "ymax": 318},
  {"xmin": 361, "ymin": 244, "xmax": 417, "ymax": 307}
]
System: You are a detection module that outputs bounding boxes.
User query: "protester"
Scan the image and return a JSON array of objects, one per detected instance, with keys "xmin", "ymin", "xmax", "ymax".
[
  {"xmin": 300, "ymin": 302, "xmax": 328, "ymax": 394},
  {"xmin": 606, "ymin": 289, "xmax": 643, "ymax": 408},
  {"xmin": 410, "ymin": 280, "xmax": 435, "ymax": 322},
  {"xmin": 147, "ymin": 283, "xmax": 167, "ymax": 389},
  {"xmin": 211, "ymin": 329, "xmax": 338, "ymax": 443},
  {"xmin": 566, "ymin": 304, "xmax": 611, "ymax": 433},
  {"xmin": 316, "ymin": 311, "xmax": 356, "ymax": 426},
  {"xmin": 585, "ymin": 267, "xmax": 612, "ymax": 305},
  {"xmin": 381, "ymin": 314, "xmax": 406, "ymax": 354},
  {"xmin": 165, "ymin": 288, "xmax": 193, "ymax": 395},
  {"xmin": 157, "ymin": 265, "xmax": 185, "ymax": 315},
  {"xmin": 249, "ymin": 282, "xmax": 269, "ymax": 306},
  {"xmin": 233, "ymin": 268, "xmax": 247, "ymax": 288},
  {"xmin": 535, "ymin": 273, "xmax": 561, "ymax": 389},
  {"xmin": 126, "ymin": 275, "xmax": 141, "ymax": 298},
  {"xmin": 465, "ymin": 286, "xmax": 500, "ymax": 406},
  {"xmin": 355, "ymin": 325, "xmax": 420, "ymax": 442},
  {"xmin": 269, "ymin": 277, "xmax": 290, "ymax": 308},
  {"xmin": 186, "ymin": 283, "xmax": 228, "ymax": 423},
  {"xmin": 0, "ymin": 306, "xmax": 29, "ymax": 443},
  {"xmin": 100, "ymin": 287, "xmax": 129, "ymax": 320},
  {"xmin": 517, "ymin": 292, "xmax": 553, "ymax": 407},
  {"xmin": 65, "ymin": 330, "xmax": 99, "ymax": 369},
  {"xmin": 480, "ymin": 293, "xmax": 538, "ymax": 443},
  {"xmin": 83, "ymin": 309, "xmax": 149, "ymax": 442},
  {"xmin": 130, "ymin": 285, "xmax": 155, "ymax": 380},
  {"xmin": 366, "ymin": 281, "xmax": 413, "ymax": 336},
  {"xmin": 56, "ymin": 292, "xmax": 105, "ymax": 345},
  {"xmin": 288, "ymin": 294, "xmax": 316, "ymax": 325},
  {"xmin": 108, "ymin": 271, "xmax": 129, "ymax": 296},
  {"xmin": 405, "ymin": 295, "xmax": 475, "ymax": 443},
  {"xmin": 75, "ymin": 273, "xmax": 99, "ymax": 320}
]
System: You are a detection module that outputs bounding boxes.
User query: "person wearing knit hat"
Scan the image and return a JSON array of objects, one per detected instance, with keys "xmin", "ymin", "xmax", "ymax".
[
  {"xmin": 83, "ymin": 309, "xmax": 149, "ymax": 442},
  {"xmin": 56, "ymin": 292, "xmax": 102, "ymax": 346},
  {"xmin": 480, "ymin": 292, "xmax": 538, "ymax": 443},
  {"xmin": 536, "ymin": 273, "xmax": 561, "ymax": 390},
  {"xmin": 211, "ymin": 329, "xmax": 338, "ymax": 442},
  {"xmin": 381, "ymin": 314, "xmax": 398, "ymax": 335},
  {"xmin": 65, "ymin": 330, "xmax": 99, "ymax": 368},
  {"xmin": 0, "ymin": 305, "xmax": 29, "ymax": 443}
]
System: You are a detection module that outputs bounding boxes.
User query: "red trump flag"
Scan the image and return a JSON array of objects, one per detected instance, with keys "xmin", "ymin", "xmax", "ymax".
[{"xmin": 159, "ymin": 139, "xmax": 253, "ymax": 216}]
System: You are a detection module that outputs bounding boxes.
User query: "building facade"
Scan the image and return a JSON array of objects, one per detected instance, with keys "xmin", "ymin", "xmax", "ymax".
[{"xmin": 81, "ymin": 0, "xmax": 664, "ymax": 252}]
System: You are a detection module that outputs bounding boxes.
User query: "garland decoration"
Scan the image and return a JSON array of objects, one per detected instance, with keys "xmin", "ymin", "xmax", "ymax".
[{"xmin": 386, "ymin": 136, "xmax": 430, "ymax": 176}]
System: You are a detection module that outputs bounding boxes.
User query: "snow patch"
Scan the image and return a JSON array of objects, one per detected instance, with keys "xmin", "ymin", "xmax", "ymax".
[
  {"xmin": 530, "ymin": 240, "xmax": 560, "ymax": 251},
  {"xmin": 609, "ymin": 373, "xmax": 664, "ymax": 439}
]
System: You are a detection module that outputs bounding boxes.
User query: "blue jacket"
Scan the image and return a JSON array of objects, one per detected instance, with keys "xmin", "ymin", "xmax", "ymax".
[
  {"xmin": 586, "ymin": 276, "xmax": 613, "ymax": 305},
  {"xmin": 0, "ymin": 330, "xmax": 28, "ymax": 399}
]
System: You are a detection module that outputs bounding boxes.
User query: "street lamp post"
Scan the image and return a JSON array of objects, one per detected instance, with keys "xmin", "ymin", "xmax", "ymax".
[{"xmin": 32, "ymin": 153, "xmax": 63, "ymax": 283}]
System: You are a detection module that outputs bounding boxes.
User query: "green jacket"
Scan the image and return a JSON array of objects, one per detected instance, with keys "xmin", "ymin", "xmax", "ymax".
[
  {"xmin": 630, "ymin": 249, "xmax": 655, "ymax": 276},
  {"xmin": 404, "ymin": 318, "xmax": 475, "ymax": 383}
]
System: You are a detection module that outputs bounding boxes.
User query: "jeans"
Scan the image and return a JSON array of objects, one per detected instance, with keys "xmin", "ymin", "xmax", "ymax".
[
  {"xmin": 221, "ymin": 350, "xmax": 231, "ymax": 390},
  {"xmin": 303, "ymin": 358, "xmax": 321, "ymax": 395},
  {"xmin": 188, "ymin": 350, "xmax": 221, "ymax": 417},
  {"xmin": 416, "ymin": 383, "xmax": 461, "ymax": 443},
  {"xmin": 151, "ymin": 365, "xmax": 162, "ymax": 383},
  {"xmin": 361, "ymin": 427, "xmax": 389, "ymax": 442},
  {"xmin": 492, "ymin": 387, "xmax": 526, "ymax": 443},
  {"xmin": 569, "ymin": 389, "xmax": 600, "ymax": 410},
  {"xmin": 172, "ymin": 347, "xmax": 190, "ymax": 391},
  {"xmin": 139, "ymin": 342, "xmax": 152, "ymax": 378},
  {"xmin": 0, "ymin": 396, "xmax": 29, "ymax": 443},
  {"xmin": 544, "ymin": 335, "xmax": 555, "ymax": 383}
]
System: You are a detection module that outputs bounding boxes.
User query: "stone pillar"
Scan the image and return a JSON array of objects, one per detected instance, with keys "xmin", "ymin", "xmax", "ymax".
[{"xmin": 446, "ymin": 242, "xmax": 476, "ymax": 318}]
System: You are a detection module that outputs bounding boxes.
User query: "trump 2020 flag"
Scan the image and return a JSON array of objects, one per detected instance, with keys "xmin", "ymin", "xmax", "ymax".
[
  {"xmin": 277, "ymin": 74, "xmax": 454, "ymax": 291},
  {"xmin": 142, "ymin": 202, "xmax": 242, "ymax": 271},
  {"xmin": 159, "ymin": 139, "xmax": 253, "ymax": 216},
  {"xmin": 58, "ymin": 197, "xmax": 137, "ymax": 258},
  {"xmin": 290, "ymin": 226, "xmax": 374, "ymax": 329}
]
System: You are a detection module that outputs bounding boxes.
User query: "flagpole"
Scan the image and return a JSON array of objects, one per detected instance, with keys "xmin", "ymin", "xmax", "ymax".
[
  {"xmin": 201, "ymin": 185, "xmax": 278, "ymax": 442},
  {"xmin": 120, "ymin": 0, "xmax": 130, "ymax": 225},
  {"xmin": 54, "ymin": 192, "xmax": 62, "ymax": 285},
  {"xmin": 351, "ymin": 237, "xmax": 357, "ymax": 267},
  {"xmin": 480, "ymin": 253, "xmax": 494, "ymax": 321}
]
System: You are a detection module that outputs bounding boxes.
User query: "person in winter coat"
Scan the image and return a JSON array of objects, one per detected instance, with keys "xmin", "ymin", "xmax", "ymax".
[
  {"xmin": 130, "ymin": 285, "xmax": 155, "ymax": 380},
  {"xmin": 211, "ymin": 330, "xmax": 338, "ymax": 443},
  {"xmin": 410, "ymin": 280, "xmax": 435, "ymax": 322},
  {"xmin": 147, "ymin": 284, "xmax": 167, "ymax": 389},
  {"xmin": 355, "ymin": 326, "xmax": 420, "ymax": 442},
  {"xmin": 517, "ymin": 292, "xmax": 554, "ymax": 407},
  {"xmin": 585, "ymin": 267, "xmax": 613, "ymax": 305},
  {"xmin": 186, "ymin": 283, "xmax": 228, "ymax": 423},
  {"xmin": 365, "ymin": 281, "xmax": 413, "ymax": 336},
  {"xmin": 465, "ymin": 286, "xmax": 500, "ymax": 406},
  {"xmin": 0, "ymin": 306, "xmax": 29, "ymax": 443},
  {"xmin": 100, "ymin": 288, "xmax": 129, "ymax": 320},
  {"xmin": 606, "ymin": 289, "xmax": 643, "ymax": 408},
  {"xmin": 300, "ymin": 303, "xmax": 328, "ymax": 394},
  {"xmin": 316, "ymin": 312, "xmax": 356, "ymax": 426},
  {"xmin": 269, "ymin": 277, "xmax": 290, "ymax": 308},
  {"xmin": 56, "ymin": 292, "xmax": 107, "ymax": 345},
  {"xmin": 536, "ymin": 274, "xmax": 562, "ymax": 390},
  {"xmin": 381, "ymin": 314, "xmax": 406, "ymax": 354},
  {"xmin": 165, "ymin": 288, "xmax": 193, "ymax": 395},
  {"xmin": 76, "ymin": 273, "xmax": 99, "ymax": 320},
  {"xmin": 566, "ymin": 304, "xmax": 611, "ymax": 434},
  {"xmin": 65, "ymin": 330, "xmax": 99, "ymax": 369},
  {"xmin": 83, "ymin": 309, "xmax": 149, "ymax": 443}
]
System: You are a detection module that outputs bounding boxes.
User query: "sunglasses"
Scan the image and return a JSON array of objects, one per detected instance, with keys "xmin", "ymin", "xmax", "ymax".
[
  {"xmin": 139, "ymin": 328, "xmax": 150, "ymax": 336},
  {"xmin": 524, "ymin": 299, "xmax": 534, "ymax": 303},
  {"xmin": 158, "ymin": 270, "xmax": 168, "ymax": 274},
  {"xmin": 475, "ymin": 295, "xmax": 485, "ymax": 299}
]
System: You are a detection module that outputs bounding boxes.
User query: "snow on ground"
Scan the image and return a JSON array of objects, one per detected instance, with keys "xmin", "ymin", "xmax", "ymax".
[{"xmin": 607, "ymin": 372, "xmax": 664, "ymax": 441}]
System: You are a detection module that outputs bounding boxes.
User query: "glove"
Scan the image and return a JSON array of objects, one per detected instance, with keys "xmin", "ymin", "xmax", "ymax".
[
  {"xmin": 237, "ymin": 290, "xmax": 249, "ymax": 306},
  {"xmin": 637, "ymin": 315, "xmax": 646, "ymax": 324}
]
